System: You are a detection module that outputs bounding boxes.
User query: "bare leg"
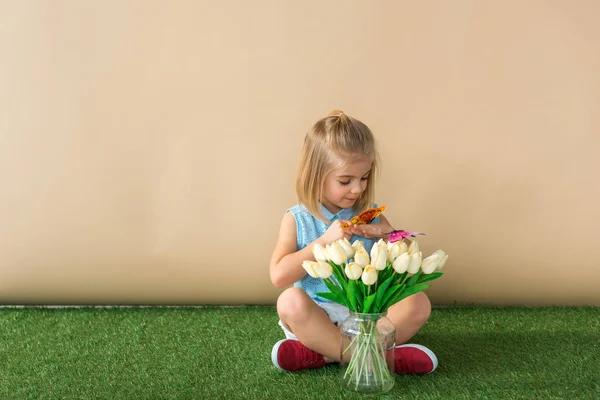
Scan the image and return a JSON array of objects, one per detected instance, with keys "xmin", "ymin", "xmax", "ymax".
[
  {"xmin": 277, "ymin": 287, "xmax": 341, "ymax": 362},
  {"xmin": 386, "ymin": 292, "xmax": 432, "ymax": 344}
]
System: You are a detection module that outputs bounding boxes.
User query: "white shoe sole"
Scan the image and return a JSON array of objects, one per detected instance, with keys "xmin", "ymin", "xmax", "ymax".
[{"xmin": 271, "ymin": 339, "xmax": 287, "ymax": 371}]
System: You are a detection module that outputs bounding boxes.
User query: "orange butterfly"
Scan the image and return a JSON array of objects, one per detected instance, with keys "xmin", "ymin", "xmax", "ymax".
[{"xmin": 341, "ymin": 206, "xmax": 387, "ymax": 229}]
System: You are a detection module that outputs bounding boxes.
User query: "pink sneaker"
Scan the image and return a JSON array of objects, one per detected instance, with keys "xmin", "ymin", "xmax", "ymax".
[
  {"xmin": 271, "ymin": 339, "xmax": 329, "ymax": 372},
  {"xmin": 394, "ymin": 344, "xmax": 438, "ymax": 374}
]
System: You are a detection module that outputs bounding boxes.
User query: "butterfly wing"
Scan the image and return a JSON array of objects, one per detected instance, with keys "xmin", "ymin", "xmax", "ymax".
[
  {"xmin": 343, "ymin": 206, "xmax": 387, "ymax": 228},
  {"xmin": 388, "ymin": 230, "xmax": 426, "ymax": 243}
]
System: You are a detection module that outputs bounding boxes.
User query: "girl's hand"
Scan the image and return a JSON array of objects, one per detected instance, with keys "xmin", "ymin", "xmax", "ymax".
[
  {"xmin": 349, "ymin": 223, "xmax": 391, "ymax": 239},
  {"xmin": 320, "ymin": 220, "xmax": 353, "ymax": 245}
]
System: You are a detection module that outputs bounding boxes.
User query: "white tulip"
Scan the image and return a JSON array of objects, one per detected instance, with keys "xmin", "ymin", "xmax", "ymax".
[
  {"xmin": 432, "ymin": 250, "xmax": 446, "ymax": 259},
  {"xmin": 408, "ymin": 240, "xmax": 420, "ymax": 255},
  {"xmin": 354, "ymin": 248, "xmax": 370, "ymax": 268},
  {"xmin": 373, "ymin": 245, "xmax": 388, "ymax": 271},
  {"xmin": 370, "ymin": 239, "xmax": 386, "ymax": 261},
  {"xmin": 387, "ymin": 242, "xmax": 401, "ymax": 262},
  {"xmin": 398, "ymin": 240, "xmax": 408, "ymax": 255},
  {"xmin": 421, "ymin": 254, "xmax": 441, "ymax": 274},
  {"xmin": 326, "ymin": 242, "xmax": 347, "ymax": 265},
  {"xmin": 302, "ymin": 261, "xmax": 320, "ymax": 278},
  {"xmin": 431, "ymin": 250, "xmax": 448, "ymax": 270},
  {"xmin": 345, "ymin": 262, "xmax": 363, "ymax": 280},
  {"xmin": 312, "ymin": 243, "xmax": 328, "ymax": 262},
  {"xmin": 369, "ymin": 240, "xmax": 388, "ymax": 271},
  {"xmin": 407, "ymin": 251, "xmax": 422, "ymax": 274},
  {"xmin": 437, "ymin": 254, "xmax": 448, "ymax": 270},
  {"xmin": 315, "ymin": 261, "xmax": 333, "ymax": 279},
  {"xmin": 361, "ymin": 265, "xmax": 378, "ymax": 286},
  {"xmin": 392, "ymin": 252, "xmax": 410, "ymax": 273},
  {"xmin": 352, "ymin": 240, "xmax": 365, "ymax": 252},
  {"xmin": 338, "ymin": 238, "xmax": 356, "ymax": 259}
]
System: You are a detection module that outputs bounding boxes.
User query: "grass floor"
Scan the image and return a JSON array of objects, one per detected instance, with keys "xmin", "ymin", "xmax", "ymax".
[{"xmin": 0, "ymin": 306, "xmax": 598, "ymax": 399}]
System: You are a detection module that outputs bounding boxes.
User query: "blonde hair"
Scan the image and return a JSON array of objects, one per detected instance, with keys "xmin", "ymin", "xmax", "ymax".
[{"xmin": 296, "ymin": 109, "xmax": 379, "ymax": 222}]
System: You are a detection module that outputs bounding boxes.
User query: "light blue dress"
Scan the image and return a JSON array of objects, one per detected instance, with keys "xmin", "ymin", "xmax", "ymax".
[{"xmin": 286, "ymin": 203, "xmax": 381, "ymax": 303}]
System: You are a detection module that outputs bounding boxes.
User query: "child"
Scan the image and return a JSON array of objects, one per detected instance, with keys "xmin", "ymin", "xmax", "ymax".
[{"xmin": 269, "ymin": 110, "xmax": 438, "ymax": 373}]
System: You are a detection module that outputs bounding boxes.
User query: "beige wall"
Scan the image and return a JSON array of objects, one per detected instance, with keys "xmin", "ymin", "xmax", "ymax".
[{"xmin": 1, "ymin": 1, "xmax": 598, "ymax": 305}]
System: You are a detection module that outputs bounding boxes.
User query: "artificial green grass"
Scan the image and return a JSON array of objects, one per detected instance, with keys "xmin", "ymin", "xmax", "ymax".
[{"xmin": 0, "ymin": 306, "xmax": 598, "ymax": 399}]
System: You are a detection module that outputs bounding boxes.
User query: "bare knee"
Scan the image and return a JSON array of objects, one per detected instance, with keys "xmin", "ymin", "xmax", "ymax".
[
  {"xmin": 409, "ymin": 292, "xmax": 432, "ymax": 325},
  {"xmin": 277, "ymin": 287, "xmax": 314, "ymax": 324},
  {"xmin": 390, "ymin": 292, "xmax": 432, "ymax": 326}
]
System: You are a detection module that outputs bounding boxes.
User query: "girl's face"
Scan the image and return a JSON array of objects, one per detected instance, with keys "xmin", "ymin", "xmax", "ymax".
[{"xmin": 322, "ymin": 156, "xmax": 372, "ymax": 214}]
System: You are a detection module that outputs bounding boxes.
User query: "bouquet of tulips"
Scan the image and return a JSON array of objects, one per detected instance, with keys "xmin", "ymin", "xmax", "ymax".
[{"xmin": 302, "ymin": 236, "xmax": 448, "ymax": 392}]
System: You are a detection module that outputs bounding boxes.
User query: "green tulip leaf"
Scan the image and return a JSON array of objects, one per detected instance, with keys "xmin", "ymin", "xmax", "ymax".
[
  {"xmin": 346, "ymin": 280, "xmax": 358, "ymax": 311},
  {"xmin": 390, "ymin": 283, "xmax": 430, "ymax": 306},
  {"xmin": 377, "ymin": 272, "xmax": 387, "ymax": 287},
  {"xmin": 358, "ymin": 281, "xmax": 366, "ymax": 298},
  {"xmin": 406, "ymin": 270, "xmax": 423, "ymax": 287},
  {"xmin": 382, "ymin": 283, "xmax": 405, "ymax": 310},
  {"xmin": 316, "ymin": 292, "xmax": 349, "ymax": 308},
  {"xmin": 362, "ymin": 292, "xmax": 377, "ymax": 314},
  {"xmin": 394, "ymin": 271, "xmax": 408, "ymax": 286},
  {"xmin": 323, "ymin": 278, "xmax": 345, "ymax": 299},
  {"xmin": 328, "ymin": 261, "xmax": 348, "ymax": 292},
  {"xmin": 417, "ymin": 272, "xmax": 444, "ymax": 284},
  {"xmin": 374, "ymin": 275, "xmax": 396, "ymax": 312},
  {"xmin": 356, "ymin": 290, "xmax": 363, "ymax": 310}
]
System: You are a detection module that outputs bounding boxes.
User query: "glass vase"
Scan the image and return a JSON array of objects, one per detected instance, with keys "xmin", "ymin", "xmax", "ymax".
[{"xmin": 339, "ymin": 312, "xmax": 396, "ymax": 394}]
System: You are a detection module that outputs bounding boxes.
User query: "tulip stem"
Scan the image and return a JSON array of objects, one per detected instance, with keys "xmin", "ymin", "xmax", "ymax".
[{"xmin": 400, "ymin": 272, "xmax": 410, "ymax": 286}]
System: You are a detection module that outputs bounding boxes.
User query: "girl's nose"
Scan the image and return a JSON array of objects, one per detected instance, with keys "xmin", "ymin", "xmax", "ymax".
[{"xmin": 350, "ymin": 183, "xmax": 363, "ymax": 194}]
